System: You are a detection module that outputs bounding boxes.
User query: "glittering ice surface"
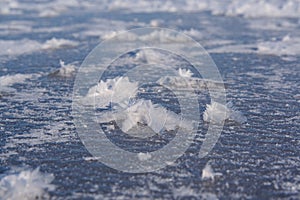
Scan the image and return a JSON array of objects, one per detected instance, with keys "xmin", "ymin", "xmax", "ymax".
[{"xmin": 0, "ymin": 0, "xmax": 299, "ymax": 199}]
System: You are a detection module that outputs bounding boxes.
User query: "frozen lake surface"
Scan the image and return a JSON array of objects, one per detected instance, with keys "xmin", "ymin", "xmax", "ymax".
[{"xmin": 0, "ymin": 0, "xmax": 299, "ymax": 199}]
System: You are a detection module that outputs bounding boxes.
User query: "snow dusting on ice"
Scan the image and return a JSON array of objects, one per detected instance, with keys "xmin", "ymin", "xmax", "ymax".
[{"xmin": 0, "ymin": 168, "xmax": 55, "ymax": 200}]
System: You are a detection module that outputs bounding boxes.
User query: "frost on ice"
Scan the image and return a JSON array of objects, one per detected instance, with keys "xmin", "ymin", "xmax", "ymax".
[
  {"xmin": 82, "ymin": 68, "xmax": 244, "ymax": 134},
  {"xmin": 98, "ymin": 99, "xmax": 194, "ymax": 133},
  {"xmin": 49, "ymin": 60, "xmax": 76, "ymax": 78},
  {"xmin": 178, "ymin": 68, "xmax": 193, "ymax": 78},
  {"xmin": 203, "ymin": 101, "xmax": 247, "ymax": 124},
  {"xmin": 82, "ymin": 76, "xmax": 138, "ymax": 108},
  {"xmin": 82, "ymin": 75, "xmax": 195, "ymax": 133},
  {"xmin": 202, "ymin": 163, "xmax": 222, "ymax": 180},
  {"xmin": 0, "ymin": 168, "xmax": 55, "ymax": 200},
  {"xmin": 158, "ymin": 68, "xmax": 224, "ymax": 91}
]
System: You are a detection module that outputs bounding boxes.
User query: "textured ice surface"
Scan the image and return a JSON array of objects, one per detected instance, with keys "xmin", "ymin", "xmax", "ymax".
[
  {"xmin": 1, "ymin": 0, "xmax": 300, "ymax": 199},
  {"xmin": 0, "ymin": 0, "xmax": 299, "ymax": 17},
  {"xmin": 0, "ymin": 168, "xmax": 55, "ymax": 200}
]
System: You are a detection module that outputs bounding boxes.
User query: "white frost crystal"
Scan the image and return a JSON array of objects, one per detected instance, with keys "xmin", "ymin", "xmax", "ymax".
[{"xmin": 203, "ymin": 101, "xmax": 247, "ymax": 124}]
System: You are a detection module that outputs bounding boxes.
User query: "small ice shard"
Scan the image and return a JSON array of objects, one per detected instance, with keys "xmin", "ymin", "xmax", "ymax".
[
  {"xmin": 203, "ymin": 101, "xmax": 247, "ymax": 124},
  {"xmin": 202, "ymin": 163, "xmax": 221, "ymax": 180},
  {"xmin": 178, "ymin": 68, "xmax": 193, "ymax": 78},
  {"xmin": 0, "ymin": 167, "xmax": 55, "ymax": 200},
  {"xmin": 49, "ymin": 60, "xmax": 76, "ymax": 78}
]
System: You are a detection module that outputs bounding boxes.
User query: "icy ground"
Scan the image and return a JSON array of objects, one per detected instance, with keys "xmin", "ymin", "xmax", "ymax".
[{"xmin": 0, "ymin": 0, "xmax": 300, "ymax": 199}]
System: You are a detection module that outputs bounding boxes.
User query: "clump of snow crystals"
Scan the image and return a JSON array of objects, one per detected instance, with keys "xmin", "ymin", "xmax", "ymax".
[
  {"xmin": 119, "ymin": 99, "xmax": 193, "ymax": 133},
  {"xmin": 203, "ymin": 101, "xmax": 247, "ymax": 124},
  {"xmin": 82, "ymin": 76, "xmax": 138, "ymax": 108},
  {"xmin": 178, "ymin": 68, "xmax": 193, "ymax": 78},
  {"xmin": 0, "ymin": 168, "xmax": 55, "ymax": 200},
  {"xmin": 83, "ymin": 76, "xmax": 194, "ymax": 132}
]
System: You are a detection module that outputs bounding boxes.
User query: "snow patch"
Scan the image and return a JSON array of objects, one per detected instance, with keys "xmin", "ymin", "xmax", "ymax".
[
  {"xmin": 102, "ymin": 30, "xmax": 190, "ymax": 43},
  {"xmin": 0, "ymin": 21, "xmax": 33, "ymax": 36},
  {"xmin": 257, "ymin": 35, "xmax": 300, "ymax": 56},
  {"xmin": 2, "ymin": 0, "xmax": 300, "ymax": 18},
  {"xmin": 0, "ymin": 73, "xmax": 34, "ymax": 88},
  {"xmin": 0, "ymin": 168, "xmax": 55, "ymax": 200},
  {"xmin": 0, "ymin": 73, "xmax": 38, "ymax": 94},
  {"xmin": 104, "ymin": 0, "xmax": 300, "ymax": 18},
  {"xmin": 42, "ymin": 38, "xmax": 78, "ymax": 50},
  {"xmin": 0, "ymin": 39, "xmax": 41, "ymax": 57},
  {"xmin": 0, "ymin": 38, "xmax": 78, "ymax": 59},
  {"xmin": 215, "ymin": 0, "xmax": 300, "ymax": 18}
]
